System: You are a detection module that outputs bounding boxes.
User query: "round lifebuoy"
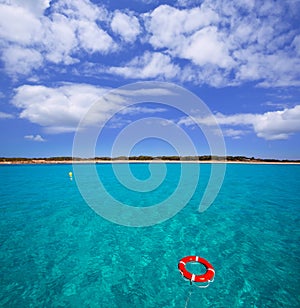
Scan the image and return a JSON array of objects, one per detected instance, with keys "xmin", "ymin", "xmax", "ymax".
[{"xmin": 178, "ymin": 256, "xmax": 215, "ymax": 283}]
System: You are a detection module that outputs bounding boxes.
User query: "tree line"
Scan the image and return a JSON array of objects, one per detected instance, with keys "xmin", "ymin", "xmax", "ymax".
[{"xmin": 0, "ymin": 156, "xmax": 299, "ymax": 162}]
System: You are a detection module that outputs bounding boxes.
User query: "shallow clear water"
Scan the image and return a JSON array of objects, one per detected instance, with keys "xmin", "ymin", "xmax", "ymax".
[{"xmin": 0, "ymin": 163, "xmax": 299, "ymax": 307}]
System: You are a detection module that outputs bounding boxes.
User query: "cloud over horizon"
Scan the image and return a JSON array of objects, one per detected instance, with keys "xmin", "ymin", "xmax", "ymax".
[
  {"xmin": 179, "ymin": 105, "xmax": 300, "ymax": 141},
  {"xmin": 11, "ymin": 83, "xmax": 172, "ymax": 134},
  {"xmin": 12, "ymin": 83, "xmax": 110, "ymax": 133},
  {"xmin": 10, "ymin": 82, "xmax": 300, "ymax": 142},
  {"xmin": 24, "ymin": 134, "xmax": 46, "ymax": 142}
]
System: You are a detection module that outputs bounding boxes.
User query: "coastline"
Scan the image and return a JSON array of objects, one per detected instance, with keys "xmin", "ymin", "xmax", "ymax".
[{"xmin": 1, "ymin": 160, "xmax": 299, "ymax": 165}]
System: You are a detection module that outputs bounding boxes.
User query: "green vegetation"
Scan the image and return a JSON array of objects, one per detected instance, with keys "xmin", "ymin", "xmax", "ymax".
[{"xmin": 0, "ymin": 156, "xmax": 299, "ymax": 163}]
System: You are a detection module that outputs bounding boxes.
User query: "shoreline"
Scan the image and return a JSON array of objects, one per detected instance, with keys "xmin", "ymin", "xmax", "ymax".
[{"xmin": 0, "ymin": 160, "xmax": 299, "ymax": 165}]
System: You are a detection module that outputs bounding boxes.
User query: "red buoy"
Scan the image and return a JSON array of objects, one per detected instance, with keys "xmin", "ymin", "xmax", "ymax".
[{"xmin": 178, "ymin": 256, "xmax": 215, "ymax": 284}]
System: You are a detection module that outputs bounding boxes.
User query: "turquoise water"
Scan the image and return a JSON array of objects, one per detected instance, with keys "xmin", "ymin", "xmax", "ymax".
[{"xmin": 0, "ymin": 163, "xmax": 299, "ymax": 307}]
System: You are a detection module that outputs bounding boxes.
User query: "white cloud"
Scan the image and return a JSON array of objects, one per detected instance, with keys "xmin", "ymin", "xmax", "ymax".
[
  {"xmin": 233, "ymin": 48, "xmax": 300, "ymax": 87},
  {"xmin": 50, "ymin": 1, "xmax": 114, "ymax": 55},
  {"xmin": 43, "ymin": 14, "xmax": 78, "ymax": 64},
  {"xmin": 52, "ymin": 0, "xmax": 107, "ymax": 21},
  {"xmin": 111, "ymin": 11, "xmax": 141, "ymax": 43},
  {"xmin": 222, "ymin": 128, "xmax": 247, "ymax": 139},
  {"xmin": 142, "ymin": 1, "xmax": 300, "ymax": 87},
  {"xmin": 119, "ymin": 106, "xmax": 167, "ymax": 115},
  {"xmin": 143, "ymin": 4, "xmax": 233, "ymax": 70},
  {"xmin": 0, "ymin": 0, "xmax": 115, "ymax": 76},
  {"xmin": 0, "ymin": 0, "xmax": 299, "ymax": 87},
  {"xmin": 10, "ymin": 82, "xmax": 179, "ymax": 133},
  {"xmin": 179, "ymin": 105, "xmax": 300, "ymax": 140},
  {"xmin": 24, "ymin": 134, "xmax": 46, "ymax": 142},
  {"xmin": 254, "ymin": 106, "xmax": 300, "ymax": 140},
  {"xmin": 144, "ymin": 4, "xmax": 219, "ymax": 50},
  {"xmin": 180, "ymin": 26, "xmax": 234, "ymax": 68},
  {"xmin": 2, "ymin": 46, "xmax": 43, "ymax": 76},
  {"xmin": 77, "ymin": 20, "xmax": 115, "ymax": 54},
  {"xmin": 12, "ymin": 83, "xmax": 112, "ymax": 133},
  {"xmin": 0, "ymin": 111, "xmax": 14, "ymax": 119},
  {"xmin": 0, "ymin": 3, "xmax": 43, "ymax": 45},
  {"xmin": 8, "ymin": 0, "xmax": 51, "ymax": 17},
  {"xmin": 105, "ymin": 116, "xmax": 132, "ymax": 129},
  {"xmin": 262, "ymin": 101, "xmax": 290, "ymax": 110},
  {"xmin": 179, "ymin": 64, "xmax": 234, "ymax": 87},
  {"xmin": 109, "ymin": 52, "xmax": 180, "ymax": 79}
]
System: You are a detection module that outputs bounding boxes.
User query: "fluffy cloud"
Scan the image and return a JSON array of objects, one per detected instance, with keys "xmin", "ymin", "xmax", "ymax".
[
  {"xmin": 24, "ymin": 134, "xmax": 46, "ymax": 142},
  {"xmin": 143, "ymin": 4, "xmax": 233, "ymax": 70},
  {"xmin": 143, "ymin": 4, "xmax": 229, "ymax": 70},
  {"xmin": 111, "ymin": 11, "xmax": 141, "ymax": 43},
  {"xmin": 142, "ymin": 1, "xmax": 300, "ymax": 87},
  {"xmin": 2, "ymin": 46, "xmax": 43, "ymax": 76},
  {"xmin": 0, "ymin": 3, "xmax": 43, "ymax": 45},
  {"xmin": 0, "ymin": 6, "xmax": 43, "ymax": 76},
  {"xmin": 11, "ymin": 83, "xmax": 174, "ymax": 133},
  {"xmin": 180, "ymin": 26, "xmax": 234, "ymax": 68},
  {"xmin": 179, "ymin": 105, "xmax": 300, "ymax": 140},
  {"xmin": 9, "ymin": 0, "xmax": 51, "ymax": 17},
  {"xmin": 254, "ymin": 106, "xmax": 300, "ymax": 140},
  {"xmin": 222, "ymin": 128, "xmax": 247, "ymax": 139},
  {"xmin": 43, "ymin": 14, "xmax": 78, "ymax": 65},
  {"xmin": 144, "ymin": 4, "xmax": 219, "ymax": 49},
  {"xmin": 77, "ymin": 20, "xmax": 115, "ymax": 54},
  {"xmin": 109, "ymin": 52, "xmax": 180, "ymax": 79},
  {"xmin": 0, "ymin": 0, "xmax": 299, "ymax": 87},
  {"xmin": 0, "ymin": 0, "xmax": 115, "ymax": 76},
  {"xmin": 12, "ymin": 84, "xmax": 111, "ymax": 133},
  {"xmin": 52, "ymin": 0, "xmax": 107, "ymax": 21}
]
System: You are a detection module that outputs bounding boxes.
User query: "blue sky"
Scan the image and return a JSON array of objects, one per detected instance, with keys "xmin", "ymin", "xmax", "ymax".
[{"xmin": 0, "ymin": 0, "xmax": 299, "ymax": 159}]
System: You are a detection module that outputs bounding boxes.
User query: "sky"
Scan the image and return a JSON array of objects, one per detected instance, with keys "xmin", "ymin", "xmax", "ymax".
[{"xmin": 0, "ymin": 0, "xmax": 300, "ymax": 159}]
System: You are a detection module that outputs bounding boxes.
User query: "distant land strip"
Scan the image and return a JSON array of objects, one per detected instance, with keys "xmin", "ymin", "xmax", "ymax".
[{"xmin": 0, "ymin": 156, "xmax": 299, "ymax": 164}]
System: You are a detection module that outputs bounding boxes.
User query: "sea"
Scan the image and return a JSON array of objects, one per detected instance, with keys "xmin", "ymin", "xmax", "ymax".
[{"xmin": 0, "ymin": 163, "xmax": 299, "ymax": 307}]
